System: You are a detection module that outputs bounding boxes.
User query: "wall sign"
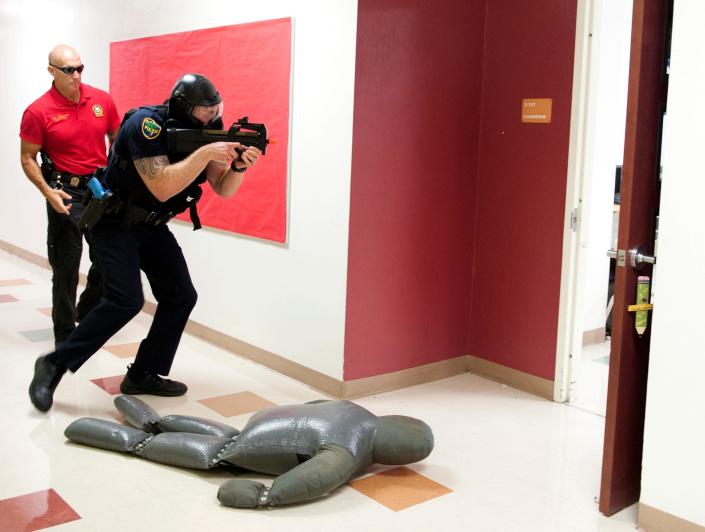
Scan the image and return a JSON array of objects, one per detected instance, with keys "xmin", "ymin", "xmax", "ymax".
[{"xmin": 521, "ymin": 98, "xmax": 552, "ymax": 124}]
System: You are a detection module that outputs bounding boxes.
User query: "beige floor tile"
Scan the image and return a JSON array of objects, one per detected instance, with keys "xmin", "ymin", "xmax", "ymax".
[
  {"xmin": 198, "ymin": 391, "xmax": 276, "ymax": 417},
  {"xmin": 104, "ymin": 342, "xmax": 140, "ymax": 359},
  {"xmin": 0, "ymin": 278, "xmax": 33, "ymax": 286},
  {"xmin": 349, "ymin": 466, "xmax": 452, "ymax": 511}
]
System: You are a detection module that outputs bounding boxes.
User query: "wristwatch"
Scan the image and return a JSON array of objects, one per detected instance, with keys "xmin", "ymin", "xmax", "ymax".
[{"xmin": 231, "ymin": 164, "xmax": 247, "ymax": 173}]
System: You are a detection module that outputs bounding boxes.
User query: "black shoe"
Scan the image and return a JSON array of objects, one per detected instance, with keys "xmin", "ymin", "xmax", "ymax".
[
  {"xmin": 29, "ymin": 355, "xmax": 66, "ymax": 412},
  {"xmin": 120, "ymin": 372, "xmax": 187, "ymax": 397}
]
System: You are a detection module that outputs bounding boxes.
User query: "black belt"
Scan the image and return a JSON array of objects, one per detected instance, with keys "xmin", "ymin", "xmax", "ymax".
[{"xmin": 51, "ymin": 170, "xmax": 93, "ymax": 188}]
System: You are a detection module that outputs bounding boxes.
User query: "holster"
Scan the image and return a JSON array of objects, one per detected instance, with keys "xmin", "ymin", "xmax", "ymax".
[
  {"xmin": 77, "ymin": 167, "xmax": 122, "ymax": 231},
  {"xmin": 78, "ymin": 192, "xmax": 122, "ymax": 231},
  {"xmin": 121, "ymin": 184, "xmax": 203, "ymax": 230},
  {"xmin": 39, "ymin": 151, "xmax": 54, "ymax": 182}
]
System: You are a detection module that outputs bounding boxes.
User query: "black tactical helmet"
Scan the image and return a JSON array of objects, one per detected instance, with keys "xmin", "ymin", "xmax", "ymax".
[{"xmin": 167, "ymin": 73, "xmax": 222, "ymax": 125}]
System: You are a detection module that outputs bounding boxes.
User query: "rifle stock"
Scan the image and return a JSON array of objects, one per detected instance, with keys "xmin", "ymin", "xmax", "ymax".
[{"xmin": 167, "ymin": 116, "xmax": 269, "ymax": 160}]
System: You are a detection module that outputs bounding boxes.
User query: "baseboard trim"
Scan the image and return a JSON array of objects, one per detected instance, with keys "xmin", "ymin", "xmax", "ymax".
[
  {"xmin": 175, "ymin": 306, "xmax": 344, "ymax": 398},
  {"xmin": 161, "ymin": 301, "xmax": 471, "ymax": 400},
  {"xmin": 0, "ymin": 239, "xmax": 88, "ymax": 284},
  {"xmin": 0, "ymin": 239, "xmax": 49, "ymax": 269},
  {"xmin": 639, "ymin": 503, "xmax": 705, "ymax": 532},
  {"xmin": 4, "ymin": 239, "xmax": 554, "ymax": 401},
  {"xmin": 582, "ymin": 327, "xmax": 607, "ymax": 346},
  {"xmin": 467, "ymin": 355, "xmax": 554, "ymax": 400},
  {"xmin": 341, "ymin": 356, "xmax": 471, "ymax": 399}
]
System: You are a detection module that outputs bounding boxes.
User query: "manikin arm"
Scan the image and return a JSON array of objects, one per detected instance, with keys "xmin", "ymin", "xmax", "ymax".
[{"xmin": 217, "ymin": 444, "xmax": 357, "ymax": 508}]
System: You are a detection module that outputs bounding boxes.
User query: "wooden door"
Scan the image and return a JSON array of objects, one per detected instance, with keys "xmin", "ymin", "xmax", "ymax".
[{"xmin": 599, "ymin": 0, "xmax": 672, "ymax": 516}]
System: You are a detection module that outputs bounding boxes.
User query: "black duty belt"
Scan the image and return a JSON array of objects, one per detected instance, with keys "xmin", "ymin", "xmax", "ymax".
[{"xmin": 50, "ymin": 170, "xmax": 93, "ymax": 188}]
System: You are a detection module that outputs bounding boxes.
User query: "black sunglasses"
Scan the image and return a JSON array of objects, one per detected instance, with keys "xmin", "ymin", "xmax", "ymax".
[{"xmin": 50, "ymin": 63, "xmax": 84, "ymax": 75}]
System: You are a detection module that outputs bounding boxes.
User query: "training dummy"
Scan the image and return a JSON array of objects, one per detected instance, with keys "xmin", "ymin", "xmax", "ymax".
[{"xmin": 65, "ymin": 395, "xmax": 434, "ymax": 508}]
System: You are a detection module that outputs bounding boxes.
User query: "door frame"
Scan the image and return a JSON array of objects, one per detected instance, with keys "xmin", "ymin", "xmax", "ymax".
[
  {"xmin": 554, "ymin": 0, "xmax": 597, "ymax": 403},
  {"xmin": 554, "ymin": 0, "xmax": 634, "ymax": 406}
]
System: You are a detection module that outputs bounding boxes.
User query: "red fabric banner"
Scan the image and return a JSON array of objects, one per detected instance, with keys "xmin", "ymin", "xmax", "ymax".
[{"xmin": 109, "ymin": 19, "xmax": 291, "ymax": 242}]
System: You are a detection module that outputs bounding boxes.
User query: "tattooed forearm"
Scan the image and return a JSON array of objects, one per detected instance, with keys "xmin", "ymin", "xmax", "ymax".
[{"xmin": 134, "ymin": 155, "xmax": 169, "ymax": 180}]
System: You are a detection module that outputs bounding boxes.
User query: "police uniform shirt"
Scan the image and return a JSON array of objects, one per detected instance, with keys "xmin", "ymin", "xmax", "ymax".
[{"xmin": 105, "ymin": 107, "xmax": 172, "ymax": 198}]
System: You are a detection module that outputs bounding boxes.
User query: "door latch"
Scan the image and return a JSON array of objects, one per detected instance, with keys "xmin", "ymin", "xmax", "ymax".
[{"xmin": 607, "ymin": 248, "xmax": 627, "ymax": 267}]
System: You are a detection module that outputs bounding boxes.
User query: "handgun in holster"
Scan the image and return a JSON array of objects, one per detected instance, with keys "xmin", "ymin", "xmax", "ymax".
[
  {"xmin": 78, "ymin": 168, "xmax": 121, "ymax": 231},
  {"xmin": 39, "ymin": 151, "xmax": 55, "ymax": 183}
]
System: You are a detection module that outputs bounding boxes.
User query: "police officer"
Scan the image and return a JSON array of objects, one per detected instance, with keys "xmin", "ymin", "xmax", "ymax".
[
  {"xmin": 29, "ymin": 73, "xmax": 261, "ymax": 412},
  {"xmin": 20, "ymin": 44, "xmax": 121, "ymax": 348}
]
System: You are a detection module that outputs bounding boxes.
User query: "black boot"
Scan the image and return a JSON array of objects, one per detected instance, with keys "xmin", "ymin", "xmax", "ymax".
[
  {"xmin": 29, "ymin": 355, "xmax": 66, "ymax": 412},
  {"xmin": 120, "ymin": 366, "xmax": 187, "ymax": 397}
]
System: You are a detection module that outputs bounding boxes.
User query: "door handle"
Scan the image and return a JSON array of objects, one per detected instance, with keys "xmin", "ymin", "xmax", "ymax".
[
  {"xmin": 629, "ymin": 247, "xmax": 656, "ymax": 268},
  {"xmin": 606, "ymin": 247, "xmax": 655, "ymax": 269}
]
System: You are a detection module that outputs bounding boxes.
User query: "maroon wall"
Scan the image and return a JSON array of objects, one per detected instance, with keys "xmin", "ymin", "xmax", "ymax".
[
  {"xmin": 346, "ymin": 0, "xmax": 578, "ymax": 382},
  {"xmin": 344, "ymin": 0, "xmax": 486, "ymax": 379},
  {"xmin": 468, "ymin": 0, "xmax": 577, "ymax": 380}
]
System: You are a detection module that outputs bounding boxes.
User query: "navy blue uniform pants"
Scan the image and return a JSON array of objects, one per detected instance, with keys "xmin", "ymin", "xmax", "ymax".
[
  {"xmin": 46, "ymin": 183, "xmax": 103, "ymax": 344},
  {"xmin": 51, "ymin": 220, "xmax": 198, "ymax": 375}
]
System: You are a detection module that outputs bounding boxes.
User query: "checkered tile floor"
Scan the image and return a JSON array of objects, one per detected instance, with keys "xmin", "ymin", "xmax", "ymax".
[{"xmin": 0, "ymin": 249, "xmax": 638, "ymax": 531}]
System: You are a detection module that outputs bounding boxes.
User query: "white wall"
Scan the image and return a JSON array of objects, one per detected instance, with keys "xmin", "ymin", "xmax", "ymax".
[
  {"xmin": 640, "ymin": 0, "xmax": 705, "ymax": 526},
  {"xmin": 0, "ymin": 0, "xmax": 359, "ymax": 380},
  {"xmin": 579, "ymin": 0, "xmax": 632, "ymax": 334}
]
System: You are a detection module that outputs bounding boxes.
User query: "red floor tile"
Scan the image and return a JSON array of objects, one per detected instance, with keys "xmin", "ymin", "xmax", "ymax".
[
  {"xmin": 90, "ymin": 374, "xmax": 125, "ymax": 395},
  {"xmin": 0, "ymin": 488, "xmax": 80, "ymax": 531}
]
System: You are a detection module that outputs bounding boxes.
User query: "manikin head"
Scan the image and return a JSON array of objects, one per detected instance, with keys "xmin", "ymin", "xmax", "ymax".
[
  {"xmin": 373, "ymin": 415, "xmax": 434, "ymax": 465},
  {"xmin": 167, "ymin": 73, "xmax": 223, "ymax": 127}
]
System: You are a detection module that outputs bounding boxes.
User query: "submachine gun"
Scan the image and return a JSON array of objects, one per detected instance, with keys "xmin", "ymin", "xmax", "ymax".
[
  {"xmin": 79, "ymin": 118, "xmax": 270, "ymax": 232},
  {"xmin": 167, "ymin": 116, "xmax": 269, "ymax": 160}
]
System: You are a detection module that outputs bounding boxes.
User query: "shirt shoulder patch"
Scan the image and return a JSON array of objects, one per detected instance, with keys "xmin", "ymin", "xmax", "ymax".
[{"xmin": 141, "ymin": 117, "xmax": 162, "ymax": 140}]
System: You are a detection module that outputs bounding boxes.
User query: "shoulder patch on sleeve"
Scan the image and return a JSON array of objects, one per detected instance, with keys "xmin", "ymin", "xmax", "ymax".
[{"xmin": 141, "ymin": 117, "xmax": 162, "ymax": 140}]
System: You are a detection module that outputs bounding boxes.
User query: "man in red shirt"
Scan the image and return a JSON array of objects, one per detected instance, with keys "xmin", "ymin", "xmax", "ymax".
[{"xmin": 20, "ymin": 44, "xmax": 120, "ymax": 347}]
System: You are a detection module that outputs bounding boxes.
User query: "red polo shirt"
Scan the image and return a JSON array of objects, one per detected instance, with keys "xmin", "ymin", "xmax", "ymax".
[{"xmin": 20, "ymin": 83, "xmax": 121, "ymax": 175}]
